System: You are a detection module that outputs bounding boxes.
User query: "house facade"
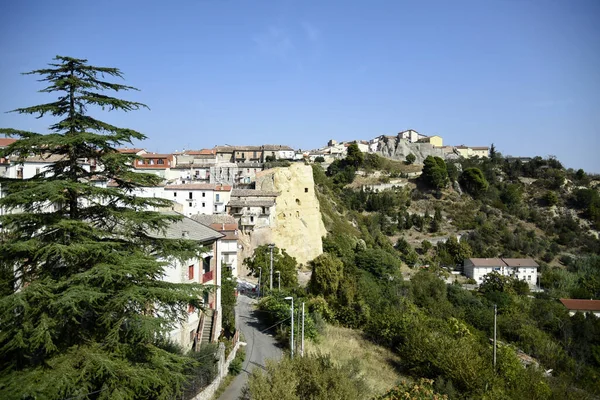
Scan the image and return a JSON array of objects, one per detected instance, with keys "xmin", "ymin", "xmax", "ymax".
[
  {"xmin": 226, "ymin": 189, "xmax": 278, "ymax": 231},
  {"xmin": 463, "ymin": 257, "xmax": 539, "ymax": 285},
  {"xmin": 154, "ymin": 215, "xmax": 224, "ymax": 350},
  {"xmin": 164, "ymin": 183, "xmax": 232, "ymax": 217}
]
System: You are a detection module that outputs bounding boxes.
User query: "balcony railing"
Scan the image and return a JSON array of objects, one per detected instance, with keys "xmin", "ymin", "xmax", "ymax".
[{"xmin": 201, "ymin": 270, "xmax": 213, "ymax": 283}]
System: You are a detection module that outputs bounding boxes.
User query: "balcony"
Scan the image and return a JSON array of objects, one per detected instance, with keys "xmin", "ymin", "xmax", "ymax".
[{"xmin": 201, "ymin": 270, "xmax": 213, "ymax": 283}]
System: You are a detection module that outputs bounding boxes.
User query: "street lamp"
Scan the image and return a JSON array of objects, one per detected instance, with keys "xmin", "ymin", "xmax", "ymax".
[
  {"xmin": 268, "ymin": 244, "xmax": 275, "ymax": 291},
  {"xmin": 276, "ymin": 270, "xmax": 281, "ymax": 291},
  {"xmin": 284, "ymin": 296, "xmax": 294, "ymax": 359}
]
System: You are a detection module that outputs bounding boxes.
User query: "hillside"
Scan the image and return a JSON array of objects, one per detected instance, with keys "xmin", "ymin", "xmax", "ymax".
[{"xmin": 245, "ymin": 145, "xmax": 600, "ymax": 400}]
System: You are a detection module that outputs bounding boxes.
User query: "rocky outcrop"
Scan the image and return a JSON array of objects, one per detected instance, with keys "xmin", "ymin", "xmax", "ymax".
[
  {"xmin": 255, "ymin": 163, "xmax": 327, "ymax": 265},
  {"xmin": 375, "ymin": 136, "xmax": 446, "ymax": 163}
]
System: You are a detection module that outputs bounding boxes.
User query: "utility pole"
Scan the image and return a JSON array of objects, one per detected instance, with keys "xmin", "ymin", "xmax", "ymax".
[
  {"xmin": 285, "ymin": 297, "xmax": 294, "ymax": 359},
  {"xmin": 276, "ymin": 270, "xmax": 280, "ymax": 291},
  {"xmin": 301, "ymin": 302, "xmax": 305, "ymax": 357},
  {"xmin": 493, "ymin": 304, "xmax": 497, "ymax": 370},
  {"xmin": 269, "ymin": 244, "xmax": 274, "ymax": 291}
]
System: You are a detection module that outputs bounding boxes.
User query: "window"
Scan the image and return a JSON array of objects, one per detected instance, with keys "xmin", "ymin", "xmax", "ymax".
[
  {"xmin": 35, "ymin": 168, "xmax": 40, "ymax": 175},
  {"xmin": 250, "ymin": 216, "xmax": 254, "ymax": 223},
  {"xmin": 202, "ymin": 192, "xmax": 206, "ymax": 197},
  {"xmin": 305, "ymin": 188, "xmax": 308, "ymax": 193},
  {"xmin": 202, "ymin": 202, "xmax": 205, "ymax": 207},
  {"xmin": 188, "ymin": 202, "xmax": 192, "ymax": 207},
  {"xmin": 17, "ymin": 168, "xmax": 23, "ymax": 179},
  {"xmin": 527, "ymin": 275, "xmax": 531, "ymax": 281},
  {"xmin": 253, "ymin": 151, "xmax": 257, "ymax": 158},
  {"xmin": 215, "ymin": 205, "xmax": 218, "ymax": 211},
  {"xmin": 188, "ymin": 265, "xmax": 194, "ymax": 280},
  {"xmin": 157, "ymin": 159, "xmax": 164, "ymax": 165},
  {"xmin": 203, "ymin": 257, "xmax": 211, "ymax": 273},
  {"xmin": 189, "ymin": 192, "xmax": 193, "ymax": 199},
  {"xmin": 173, "ymin": 192, "xmax": 177, "ymax": 197},
  {"xmin": 247, "ymin": 169, "xmax": 250, "ymax": 173},
  {"xmin": 216, "ymin": 194, "xmax": 220, "ymax": 202}
]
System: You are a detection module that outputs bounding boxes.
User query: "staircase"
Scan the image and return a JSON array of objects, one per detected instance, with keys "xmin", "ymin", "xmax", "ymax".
[{"xmin": 201, "ymin": 309, "xmax": 214, "ymax": 344}]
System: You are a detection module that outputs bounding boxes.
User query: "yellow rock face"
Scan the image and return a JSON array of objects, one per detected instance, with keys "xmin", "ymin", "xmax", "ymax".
[{"xmin": 255, "ymin": 163, "xmax": 326, "ymax": 265}]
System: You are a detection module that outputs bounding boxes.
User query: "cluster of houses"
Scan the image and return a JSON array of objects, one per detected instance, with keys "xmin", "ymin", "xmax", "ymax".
[
  {"xmin": 0, "ymin": 139, "xmax": 293, "ymax": 351},
  {"xmin": 2, "ymin": 134, "xmax": 596, "ymax": 352},
  {"xmin": 305, "ymin": 129, "xmax": 490, "ymax": 163}
]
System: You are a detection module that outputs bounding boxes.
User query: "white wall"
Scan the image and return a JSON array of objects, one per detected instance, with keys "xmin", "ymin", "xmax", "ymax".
[{"xmin": 166, "ymin": 189, "xmax": 215, "ymax": 217}]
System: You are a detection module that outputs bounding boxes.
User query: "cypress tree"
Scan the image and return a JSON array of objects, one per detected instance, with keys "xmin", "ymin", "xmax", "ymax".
[{"xmin": 0, "ymin": 56, "xmax": 210, "ymax": 399}]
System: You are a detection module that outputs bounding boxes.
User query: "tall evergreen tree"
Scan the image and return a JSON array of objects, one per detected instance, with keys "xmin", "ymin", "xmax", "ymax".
[{"xmin": 0, "ymin": 56, "xmax": 210, "ymax": 399}]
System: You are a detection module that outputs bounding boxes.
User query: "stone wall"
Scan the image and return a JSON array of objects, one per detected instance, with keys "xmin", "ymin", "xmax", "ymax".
[
  {"xmin": 255, "ymin": 163, "xmax": 327, "ymax": 265},
  {"xmin": 192, "ymin": 340, "xmax": 244, "ymax": 400}
]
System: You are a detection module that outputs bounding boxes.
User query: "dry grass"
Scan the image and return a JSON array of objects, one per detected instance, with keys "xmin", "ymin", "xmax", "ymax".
[{"xmin": 304, "ymin": 324, "xmax": 405, "ymax": 396}]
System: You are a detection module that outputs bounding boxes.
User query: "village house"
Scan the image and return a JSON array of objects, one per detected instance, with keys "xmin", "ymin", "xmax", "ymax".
[
  {"xmin": 163, "ymin": 183, "xmax": 232, "ymax": 217},
  {"xmin": 417, "ymin": 135, "xmax": 444, "ymax": 147},
  {"xmin": 559, "ymin": 299, "xmax": 600, "ymax": 317},
  {"xmin": 133, "ymin": 153, "xmax": 179, "ymax": 179},
  {"xmin": 226, "ymin": 189, "xmax": 278, "ymax": 232},
  {"xmin": 150, "ymin": 214, "xmax": 225, "ymax": 350},
  {"xmin": 193, "ymin": 214, "xmax": 241, "ymax": 277},
  {"xmin": 463, "ymin": 257, "xmax": 539, "ymax": 285},
  {"xmin": 454, "ymin": 145, "xmax": 490, "ymax": 158}
]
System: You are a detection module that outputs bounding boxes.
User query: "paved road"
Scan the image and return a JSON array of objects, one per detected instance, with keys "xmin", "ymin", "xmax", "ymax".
[{"xmin": 218, "ymin": 293, "xmax": 282, "ymax": 400}]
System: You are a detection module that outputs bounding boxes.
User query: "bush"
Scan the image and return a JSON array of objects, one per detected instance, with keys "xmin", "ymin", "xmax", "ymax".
[{"xmin": 405, "ymin": 153, "xmax": 416, "ymax": 165}]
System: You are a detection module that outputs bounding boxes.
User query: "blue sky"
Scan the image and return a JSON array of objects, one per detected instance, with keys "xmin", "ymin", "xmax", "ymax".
[{"xmin": 1, "ymin": 0, "xmax": 599, "ymax": 172}]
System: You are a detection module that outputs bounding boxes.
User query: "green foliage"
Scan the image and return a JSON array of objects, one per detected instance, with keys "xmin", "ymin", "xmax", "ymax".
[
  {"xmin": 542, "ymin": 190, "xmax": 559, "ymax": 207},
  {"xmin": 309, "ymin": 253, "xmax": 344, "ymax": 298},
  {"xmin": 245, "ymin": 354, "xmax": 369, "ymax": 400},
  {"xmin": 346, "ymin": 142, "xmax": 364, "ymax": 168},
  {"xmin": 0, "ymin": 56, "xmax": 210, "ymax": 399},
  {"xmin": 435, "ymin": 236, "xmax": 472, "ymax": 265},
  {"xmin": 375, "ymin": 378, "xmax": 448, "ymax": 400},
  {"xmin": 244, "ymin": 245, "xmax": 298, "ymax": 290},
  {"xmin": 459, "ymin": 167, "xmax": 489, "ymax": 197},
  {"xmin": 222, "ymin": 266, "xmax": 237, "ymax": 335},
  {"xmin": 421, "ymin": 156, "xmax": 449, "ymax": 190},
  {"xmin": 228, "ymin": 347, "xmax": 245, "ymax": 375},
  {"xmin": 355, "ymin": 248, "xmax": 402, "ymax": 278},
  {"xmin": 314, "ymin": 156, "xmax": 325, "ymax": 163},
  {"xmin": 405, "ymin": 153, "xmax": 416, "ymax": 165}
]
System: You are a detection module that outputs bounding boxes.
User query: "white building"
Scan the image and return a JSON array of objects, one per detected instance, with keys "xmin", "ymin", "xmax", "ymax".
[
  {"xmin": 152, "ymin": 215, "xmax": 224, "ymax": 350},
  {"xmin": 227, "ymin": 189, "xmax": 278, "ymax": 232},
  {"xmin": 164, "ymin": 183, "xmax": 232, "ymax": 217},
  {"xmin": 559, "ymin": 299, "xmax": 600, "ymax": 317},
  {"xmin": 463, "ymin": 258, "xmax": 539, "ymax": 285}
]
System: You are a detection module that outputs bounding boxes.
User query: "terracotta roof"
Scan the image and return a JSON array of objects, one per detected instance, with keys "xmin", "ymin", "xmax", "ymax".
[
  {"xmin": 0, "ymin": 138, "xmax": 17, "ymax": 147},
  {"xmin": 117, "ymin": 148, "xmax": 144, "ymax": 154},
  {"xmin": 501, "ymin": 258, "xmax": 539, "ymax": 267},
  {"xmin": 140, "ymin": 153, "xmax": 172, "ymax": 158},
  {"xmin": 466, "ymin": 258, "xmax": 505, "ymax": 267},
  {"xmin": 560, "ymin": 299, "xmax": 600, "ymax": 312},
  {"xmin": 262, "ymin": 144, "xmax": 294, "ymax": 151},
  {"xmin": 210, "ymin": 223, "xmax": 239, "ymax": 232},
  {"xmin": 471, "ymin": 146, "xmax": 490, "ymax": 150}
]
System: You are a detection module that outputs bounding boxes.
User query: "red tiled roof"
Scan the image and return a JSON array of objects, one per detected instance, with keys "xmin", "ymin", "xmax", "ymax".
[
  {"xmin": 0, "ymin": 138, "xmax": 17, "ymax": 147},
  {"xmin": 210, "ymin": 223, "xmax": 238, "ymax": 232},
  {"xmin": 560, "ymin": 299, "xmax": 600, "ymax": 312},
  {"xmin": 501, "ymin": 258, "xmax": 539, "ymax": 267},
  {"xmin": 467, "ymin": 258, "xmax": 504, "ymax": 267},
  {"xmin": 140, "ymin": 153, "xmax": 172, "ymax": 158},
  {"xmin": 117, "ymin": 148, "xmax": 144, "ymax": 154},
  {"xmin": 184, "ymin": 149, "xmax": 216, "ymax": 155}
]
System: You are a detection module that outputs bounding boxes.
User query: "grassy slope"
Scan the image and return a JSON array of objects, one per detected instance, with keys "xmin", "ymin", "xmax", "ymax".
[{"xmin": 304, "ymin": 324, "xmax": 405, "ymax": 396}]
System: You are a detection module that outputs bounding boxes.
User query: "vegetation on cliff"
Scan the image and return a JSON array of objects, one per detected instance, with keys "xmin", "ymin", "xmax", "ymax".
[{"xmin": 248, "ymin": 144, "xmax": 600, "ymax": 399}]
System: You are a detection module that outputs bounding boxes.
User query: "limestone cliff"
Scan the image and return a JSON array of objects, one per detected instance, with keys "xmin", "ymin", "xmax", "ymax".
[
  {"xmin": 376, "ymin": 136, "xmax": 446, "ymax": 163},
  {"xmin": 255, "ymin": 163, "xmax": 327, "ymax": 265}
]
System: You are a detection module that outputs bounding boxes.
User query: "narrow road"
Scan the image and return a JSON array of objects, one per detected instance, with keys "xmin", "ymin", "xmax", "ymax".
[{"xmin": 218, "ymin": 293, "xmax": 282, "ymax": 400}]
